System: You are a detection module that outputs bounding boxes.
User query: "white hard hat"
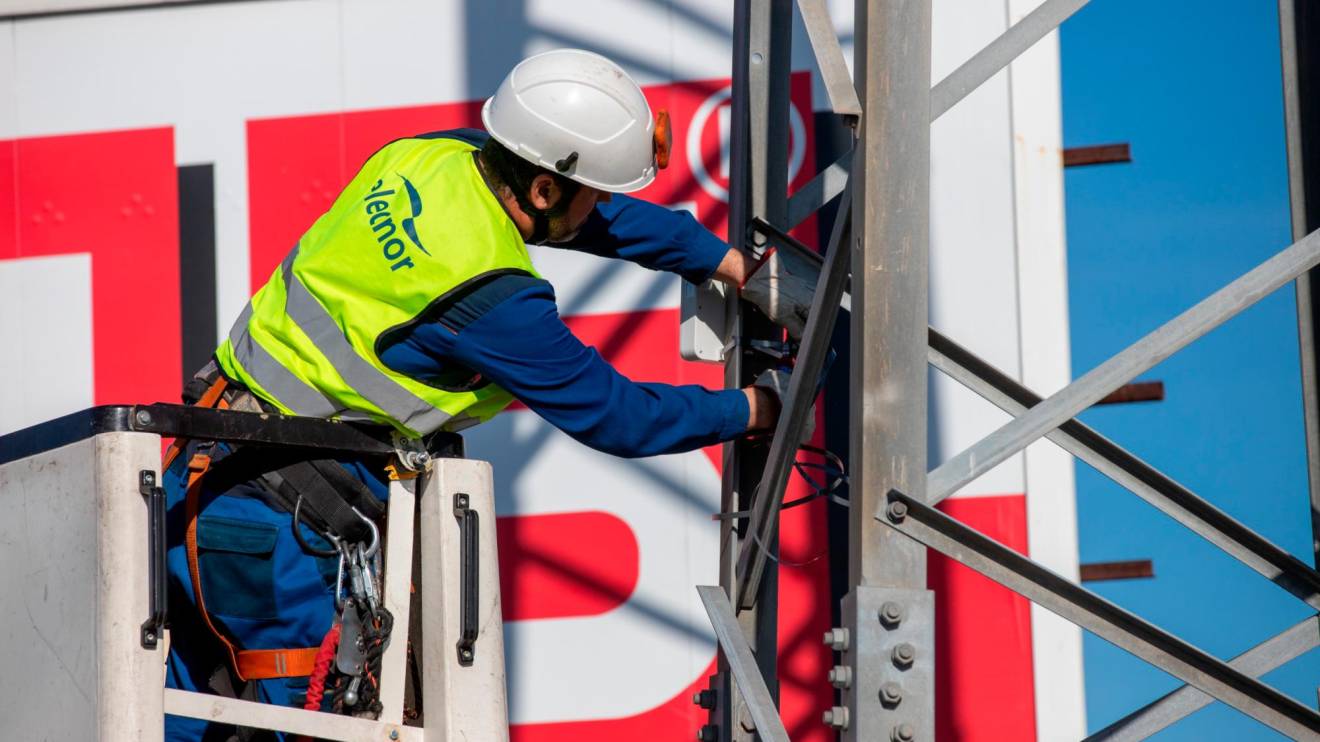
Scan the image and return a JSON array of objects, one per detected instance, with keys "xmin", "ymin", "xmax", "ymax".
[{"xmin": 481, "ymin": 48, "xmax": 670, "ymax": 194}]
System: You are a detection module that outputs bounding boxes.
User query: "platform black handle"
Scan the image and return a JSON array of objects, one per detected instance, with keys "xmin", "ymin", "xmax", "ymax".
[
  {"xmin": 454, "ymin": 492, "xmax": 479, "ymax": 666},
  {"xmin": 139, "ymin": 470, "xmax": 168, "ymax": 649}
]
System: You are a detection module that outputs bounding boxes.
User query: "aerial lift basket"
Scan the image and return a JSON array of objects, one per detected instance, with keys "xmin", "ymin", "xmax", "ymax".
[{"xmin": 0, "ymin": 404, "xmax": 509, "ymax": 742}]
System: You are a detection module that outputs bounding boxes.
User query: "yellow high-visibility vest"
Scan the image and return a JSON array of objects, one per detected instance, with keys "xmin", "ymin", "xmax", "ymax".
[{"xmin": 216, "ymin": 136, "xmax": 539, "ymax": 437}]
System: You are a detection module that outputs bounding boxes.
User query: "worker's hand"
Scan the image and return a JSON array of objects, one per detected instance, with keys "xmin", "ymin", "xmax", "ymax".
[
  {"xmin": 744, "ymin": 369, "xmax": 816, "ymax": 441},
  {"xmin": 740, "ymin": 247, "xmax": 819, "ymax": 340}
]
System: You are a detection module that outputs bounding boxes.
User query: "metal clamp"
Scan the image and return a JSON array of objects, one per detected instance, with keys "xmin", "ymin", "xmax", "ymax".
[{"xmin": 392, "ymin": 431, "xmax": 433, "ymax": 472}]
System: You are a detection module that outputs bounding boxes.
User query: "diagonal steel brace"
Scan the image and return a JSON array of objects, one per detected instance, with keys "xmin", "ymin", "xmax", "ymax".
[{"xmin": 876, "ymin": 490, "xmax": 1320, "ymax": 740}]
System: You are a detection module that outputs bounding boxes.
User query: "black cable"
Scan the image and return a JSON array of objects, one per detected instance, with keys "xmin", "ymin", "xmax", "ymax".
[{"xmin": 716, "ymin": 443, "xmax": 850, "ymax": 568}]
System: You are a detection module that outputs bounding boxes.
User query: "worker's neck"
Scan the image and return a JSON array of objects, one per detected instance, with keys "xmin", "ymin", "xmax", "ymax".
[{"xmin": 475, "ymin": 155, "xmax": 535, "ymax": 241}]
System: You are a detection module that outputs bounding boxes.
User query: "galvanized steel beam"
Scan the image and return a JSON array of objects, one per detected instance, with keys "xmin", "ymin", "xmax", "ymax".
[
  {"xmin": 927, "ymin": 227, "xmax": 1320, "ymax": 505},
  {"xmin": 877, "ymin": 491, "xmax": 1320, "ymax": 739},
  {"xmin": 697, "ymin": 586, "xmax": 792, "ymax": 742},
  {"xmin": 1086, "ymin": 615, "xmax": 1320, "ymax": 741},
  {"xmin": 736, "ymin": 191, "xmax": 853, "ymax": 610},
  {"xmin": 796, "ymin": 0, "xmax": 863, "ymax": 117},
  {"xmin": 786, "ymin": 149, "xmax": 852, "ymax": 230},
  {"xmin": 846, "ymin": 0, "xmax": 936, "ymax": 739},
  {"xmin": 1278, "ymin": 0, "xmax": 1320, "ymax": 569},
  {"xmin": 929, "ymin": 0, "xmax": 1091, "ymax": 120},
  {"xmin": 926, "ymin": 328, "xmax": 1320, "ymax": 611},
  {"xmin": 718, "ymin": 0, "xmax": 794, "ymax": 738}
]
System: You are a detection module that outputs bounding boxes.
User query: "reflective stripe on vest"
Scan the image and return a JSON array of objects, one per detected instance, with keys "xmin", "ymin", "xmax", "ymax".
[
  {"xmin": 226, "ymin": 299, "xmax": 343, "ymax": 419},
  {"xmin": 276, "ymin": 248, "xmax": 454, "ymax": 434}
]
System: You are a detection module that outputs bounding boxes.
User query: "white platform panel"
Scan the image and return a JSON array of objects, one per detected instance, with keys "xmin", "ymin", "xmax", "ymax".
[{"xmin": 0, "ymin": 432, "xmax": 163, "ymax": 740}]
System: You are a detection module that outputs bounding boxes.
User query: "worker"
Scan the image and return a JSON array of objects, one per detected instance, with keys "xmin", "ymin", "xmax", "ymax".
[{"xmin": 161, "ymin": 48, "xmax": 816, "ymax": 740}]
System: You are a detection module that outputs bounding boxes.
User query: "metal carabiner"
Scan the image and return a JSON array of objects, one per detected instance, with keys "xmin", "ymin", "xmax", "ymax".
[
  {"xmin": 348, "ymin": 506, "xmax": 381, "ymax": 560},
  {"xmin": 292, "ymin": 494, "xmax": 341, "ymax": 558},
  {"xmin": 334, "ymin": 544, "xmax": 349, "ymax": 611}
]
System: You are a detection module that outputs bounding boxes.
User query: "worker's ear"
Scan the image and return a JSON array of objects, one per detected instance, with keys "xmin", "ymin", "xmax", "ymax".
[{"xmin": 527, "ymin": 173, "xmax": 562, "ymax": 212}]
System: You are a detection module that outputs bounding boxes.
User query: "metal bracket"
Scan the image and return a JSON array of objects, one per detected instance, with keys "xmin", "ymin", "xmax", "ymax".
[
  {"xmin": 138, "ymin": 470, "xmax": 167, "ymax": 649},
  {"xmin": 391, "ymin": 431, "xmax": 433, "ymax": 472},
  {"xmin": 839, "ymin": 586, "xmax": 934, "ymax": 742}
]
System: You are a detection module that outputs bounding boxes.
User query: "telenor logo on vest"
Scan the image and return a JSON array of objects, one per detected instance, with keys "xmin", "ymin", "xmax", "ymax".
[{"xmin": 364, "ymin": 176, "xmax": 431, "ymax": 271}]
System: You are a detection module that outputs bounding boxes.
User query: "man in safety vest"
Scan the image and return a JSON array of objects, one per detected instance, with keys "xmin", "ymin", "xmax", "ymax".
[{"xmin": 162, "ymin": 48, "xmax": 816, "ymax": 740}]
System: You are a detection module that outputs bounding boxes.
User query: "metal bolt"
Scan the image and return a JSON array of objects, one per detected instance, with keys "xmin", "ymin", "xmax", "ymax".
[
  {"xmin": 880, "ymin": 681, "xmax": 903, "ymax": 706},
  {"xmin": 145, "ymin": 631, "xmax": 155, "ymax": 643},
  {"xmin": 886, "ymin": 501, "xmax": 908, "ymax": 522},
  {"xmin": 827, "ymin": 665, "xmax": 852, "ymax": 688},
  {"xmin": 135, "ymin": 409, "xmax": 152, "ymax": 426},
  {"xmin": 822, "ymin": 627, "xmax": 850, "ymax": 651},
  {"xmin": 822, "ymin": 706, "xmax": 849, "ymax": 729},
  {"xmin": 693, "ymin": 689, "xmax": 717, "ymax": 709},
  {"xmin": 879, "ymin": 601, "xmax": 905, "ymax": 628},
  {"xmin": 892, "ymin": 642, "xmax": 916, "ymax": 668},
  {"xmin": 891, "ymin": 722, "xmax": 916, "ymax": 742},
  {"xmin": 389, "ymin": 731, "xmax": 400, "ymax": 741},
  {"xmin": 696, "ymin": 725, "xmax": 718, "ymax": 741}
]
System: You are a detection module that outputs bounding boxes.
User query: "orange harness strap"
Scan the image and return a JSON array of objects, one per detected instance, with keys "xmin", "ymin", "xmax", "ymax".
[
  {"xmin": 175, "ymin": 376, "xmax": 320, "ymax": 681},
  {"xmin": 162, "ymin": 376, "xmax": 229, "ymax": 471},
  {"xmin": 236, "ymin": 647, "xmax": 321, "ymax": 680},
  {"xmin": 183, "ymin": 451, "xmax": 246, "ymax": 679}
]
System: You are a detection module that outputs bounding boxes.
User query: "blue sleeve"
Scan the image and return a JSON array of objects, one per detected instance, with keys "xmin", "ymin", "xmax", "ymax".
[
  {"xmin": 554, "ymin": 194, "xmax": 731, "ymax": 284},
  {"xmin": 379, "ymin": 279, "xmax": 749, "ymax": 458}
]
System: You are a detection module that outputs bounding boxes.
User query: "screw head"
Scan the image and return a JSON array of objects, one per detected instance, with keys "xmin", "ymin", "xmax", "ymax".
[
  {"xmin": 693, "ymin": 689, "xmax": 717, "ymax": 709},
  {"xmin": 891, "ymin": 722, "xmax": 916, "ymax": 742},
  {"xmin": 880, "ymin": 601, "xmax": 905, "ymax": 627},
  {"xmin": 696, "ymin": 725, "xmax": 719, "ymax": 742},
  {"xmin": 880, "ymin": 681, "xmax": 903, "ymax": 706},
  {"xmin": 886, "ymin": 501, "xmax": 908, "ymax": 522},
  {"xmin": 892, "ymin": 642, "xmax": 916, "ymax": 668},
  {"xmin": 145, "ymin": 631, "xmax": 155, "ymax": 642},
  {"xmin": 135, "ymin": 409, "xmax": 152, "ymax": 426},
  {"xmin": 827, "ymin": 664, "xmax": 852, "ymax": 688}
]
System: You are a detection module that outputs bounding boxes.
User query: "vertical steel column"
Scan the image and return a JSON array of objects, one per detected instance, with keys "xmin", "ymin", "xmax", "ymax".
[
  {"xmin": 840, "ymin": 0, "xmax": 935, "ymax": 740},
  {"xmin": 713, "ymin": 1, "xmax": 794, "ymax": 740},
  {"xmin": 1279, "ymin": 0, "xmax": 1320, "ymax": 567}
]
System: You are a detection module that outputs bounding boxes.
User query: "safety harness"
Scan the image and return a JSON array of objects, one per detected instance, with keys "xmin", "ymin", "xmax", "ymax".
[{"xmin": 165, "ymin": 368, "xmax": 398, "ymax": 718}]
